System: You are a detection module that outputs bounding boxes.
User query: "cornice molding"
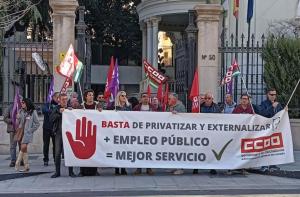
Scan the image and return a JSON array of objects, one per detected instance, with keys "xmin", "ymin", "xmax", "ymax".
[{"xmin": 137, "ymin": 0, "xmax": 206, "ymax": 22}]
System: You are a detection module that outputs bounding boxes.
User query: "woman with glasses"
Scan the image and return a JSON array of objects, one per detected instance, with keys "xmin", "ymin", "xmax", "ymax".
[
  {"xmin": 112, "ymin": 91, "xmax": 132, "ymax": 175},
  {"xmin": 15, "ymin": 98, "xmax": 40, "ymax": 172}
]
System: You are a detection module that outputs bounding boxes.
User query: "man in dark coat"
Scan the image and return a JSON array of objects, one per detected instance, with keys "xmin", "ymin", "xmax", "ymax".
[
  {"xmin": 258, "ymin": 88, "xmax": 283, "ymax": 172},
  {"xmin": 50, "ymin": 93, "xmax": 75, "ymax": 178},
  {"xmin": 42, "ymin": 92, "xmax": 59, "ymax": 166}
]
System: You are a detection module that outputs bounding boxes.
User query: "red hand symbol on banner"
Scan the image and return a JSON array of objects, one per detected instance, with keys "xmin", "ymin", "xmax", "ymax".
[{"xmin": 66, "ymin": 117, "xmax": 97, "ymax": 159}]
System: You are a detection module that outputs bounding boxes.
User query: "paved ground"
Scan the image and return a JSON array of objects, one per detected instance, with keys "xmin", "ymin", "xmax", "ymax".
[{"xmin": 0, "ymin": 152, "xmax": 299, "ymax": 196}]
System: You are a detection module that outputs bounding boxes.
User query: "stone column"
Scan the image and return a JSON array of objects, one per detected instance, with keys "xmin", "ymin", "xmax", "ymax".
[
  {"xmin": 50, "ymin": 0, "xmax": 78, "ymax": 92},
  {"xmin": 140, "ymin": 22, "xmax": 147, "ymax": 79},
  {"xmin": 151, "ymin": 17, "xmax": 160, "ymax": 68},
  {"xmin": 146, "ymin": 19, "xmax": 153, "ymax": 64},
  {"xmin": 195, "ymin": 4, "xmax": 222, "ymax": 101}
]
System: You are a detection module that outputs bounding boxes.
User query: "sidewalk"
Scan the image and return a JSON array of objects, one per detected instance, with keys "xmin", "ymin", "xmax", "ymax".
[{"xmin": 0, "ymin": 152, "xmax": 299, "ymax": 195}]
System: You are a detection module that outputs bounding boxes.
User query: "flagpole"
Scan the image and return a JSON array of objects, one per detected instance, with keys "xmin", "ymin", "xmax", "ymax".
[
  {"xmin": 234, "ymin": 0, "xmax": 239, "ymax": 102},
  {"xmin": 285, "ymin": 78, "xmax": 300, "ymax": 108},
  {"xmin": 114, "ymin": 89, "xmax": 117, "ymax": 111},
  {"xmin": 246, "ymin": 15, "xmax": 251, "ymax": 91},
  {"xmin": 198, "ymin": 76, "xmax": 200, "ymax": 113},
  {"xmin": 246, "ymin": 0, "xmax": 254, "ymax": 91},
  {"xmin": 78, "ymin": 82, "xmax": 85, "ymax": 110},
  {"xmin": 199, "ymin": 95, "xmax": 201, "ymax": 113},
  {"xmin": 240, "ymin": 75, "xmax": 255, "ymax": 113}
]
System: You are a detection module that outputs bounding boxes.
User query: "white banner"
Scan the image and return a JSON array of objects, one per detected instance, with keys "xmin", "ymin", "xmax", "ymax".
[{"xmin": 62, "ymin": 109, "xmax": 294, "ymax": 169}]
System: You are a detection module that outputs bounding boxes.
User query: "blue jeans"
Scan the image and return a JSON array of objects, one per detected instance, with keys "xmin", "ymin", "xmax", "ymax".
[{"xmin": 9, "ymin": 132, "xmax": 20, "ymax": 162}]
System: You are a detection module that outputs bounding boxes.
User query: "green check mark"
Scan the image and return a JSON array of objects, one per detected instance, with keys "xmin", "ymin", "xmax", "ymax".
[{"xmin": 212, "ymin": 139, "xmax": 233, "ymax": 161}]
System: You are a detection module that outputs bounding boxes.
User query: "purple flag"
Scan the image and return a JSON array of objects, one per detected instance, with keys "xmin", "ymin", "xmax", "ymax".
[
  {"xmin": 47, "ymin": 77, "xmax": 54, "ymax": 103},
  {"xmin": 11, "ymin": 87, "xmax": 21, "ymax": 130},
  {"xmin": 226, "ymin": 80, "xmax": 233, "ymax": 95},
  {"xmin": 108, "ymin": 58, "xmax": 119, "ymax": 104}
]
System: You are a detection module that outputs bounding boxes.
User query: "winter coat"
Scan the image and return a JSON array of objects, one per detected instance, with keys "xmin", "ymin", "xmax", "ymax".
[
  {"xmin": 17, "ymin": 109, "xmax": 40, "ymax": 144},
  {"xmin": 133, "ymin": 103, "xmax": 156, "ymax": 111},
  {"xmin": 166, "ymin": 101, "xmax": 186, "ymax": 113},
  {"xmin": 50, "ymin": 105, "xmax": 64, "ymax": 136},
  {"xmin": 4, "ymin": 104, "xmax": 14, "ymax": 133},
  {"xmin": 200, "ymin": 102, "xmax": 221, "ymax": 113},
  {"xmin": 223, "ymin": 102, "xmax": 236, "ymax": 114},
  {"xmin": 232, "ymin": 104, "xmax": 254, "ymax": 114},
  {"xmin": 42, "ymin": 100, "xmax": 58, "ymax": 130},
  {"xmin": 116, "ymin": 104, "xmax": 132, "ymax": 111},
  {"xmin": 259, "ymin": 99, "xmax": 283, "ymax": 118}
]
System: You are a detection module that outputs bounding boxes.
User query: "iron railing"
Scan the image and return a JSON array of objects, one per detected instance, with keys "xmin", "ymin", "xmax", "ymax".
[
  {"xmin": 219, "ymin": 33, "xmax": 266, "ymax": 105},
  {"xmin": 0, "ymin": 34, "xmax": 53, "ymax": 115}
]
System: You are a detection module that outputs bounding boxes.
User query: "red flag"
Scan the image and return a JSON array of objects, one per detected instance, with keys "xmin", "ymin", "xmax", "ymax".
[
  {"xmin": 189, "ymin": 69, "xmax": 199, "ymax": 113},
  {"xmin": 60, "ymin": 77, "xmax": 73, "ymax": 94},
  {"xmin": 233, "ymin": 0, "xmax": 239, "ymax": 18},
  {"xmin": 162, "ymin": 83, "xmax": 169, "ymax": 112},
  {"xmin": 104, "ymin": 56, "xmax": 115, "ymax": 99},
  {"xmin": 156, "ymin": 83, "xmax": 163, "ymax": 103}
]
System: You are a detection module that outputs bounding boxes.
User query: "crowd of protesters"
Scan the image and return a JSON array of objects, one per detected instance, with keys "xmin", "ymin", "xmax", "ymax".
[{"xmin": 4, "ymin": 87, "xmax": 285, "ymax": 177}]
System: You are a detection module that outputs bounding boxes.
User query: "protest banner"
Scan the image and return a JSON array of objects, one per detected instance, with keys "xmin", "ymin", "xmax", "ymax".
[{"xmin": 62, "ymin": 110, "xmax": 294, "ymax": 169}]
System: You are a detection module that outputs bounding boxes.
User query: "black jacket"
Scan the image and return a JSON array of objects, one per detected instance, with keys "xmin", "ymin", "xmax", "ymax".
[
  {"xmin": 42, "ymin": 100, "xmax": 58, "ymax": 130},
  {"xmin": 49, "ymin": 105, "xmax": 64, "ymax": 136}
]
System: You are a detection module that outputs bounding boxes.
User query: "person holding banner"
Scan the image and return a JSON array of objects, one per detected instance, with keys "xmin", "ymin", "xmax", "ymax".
[
  {"xmin": 15, "ymin": 98, "xmax": 40, "ymax": 172},
  {"xmin": 78, "ymin": 89, "xmax": 102, "ymax": 176},
  {"xmin": 259, "ymin": 88, "xmax": 283, "ymax": 118},
  {"xmin": 166, "ymin": 93, "xmax": 186, "ymax": 175},
  {"xmin": 200, "ymin": 92, "xmax": 221, "ymax": 114},
  {"xmin": 133, "ymin": 92, "xmax": 155, "ymax": 175},
  {"xmin": 228, "ymin": 93, "xmax": 254, "ymax": 175},
  {"xmin": 128, "ymin": 96, "xmax": 139, "ymax": 109},
  {"xmin": 96, "ymin": 92, "xmax": 108, "ymax": 110},
  {"xmin": 232, "ymin": 93, "xmax": 254, "ymax": 114},
  {"xmin": 259, "ymin": 88, "xmax": 283, "ymax": 172},
  {"xmin": 166, "ymin": 93, "xmax": 186, "ymax": 114},
  {"xmin": 50, "ymin": 93, "xmax": 75, "ymax": 178},
  {"xmin": 151, "ymin": 97, "xmax": 162, "ymax": 112},
  {"xmin": 199, "ymin": 92, "xmax": 221, "ymax": 175},
  {"xmin": 112, "ymin": 90, "xmax": 132, "ymax": 175},
  {"xmin": 70, "ymin": 97, "xmax": 82, "ymax": 109}
]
